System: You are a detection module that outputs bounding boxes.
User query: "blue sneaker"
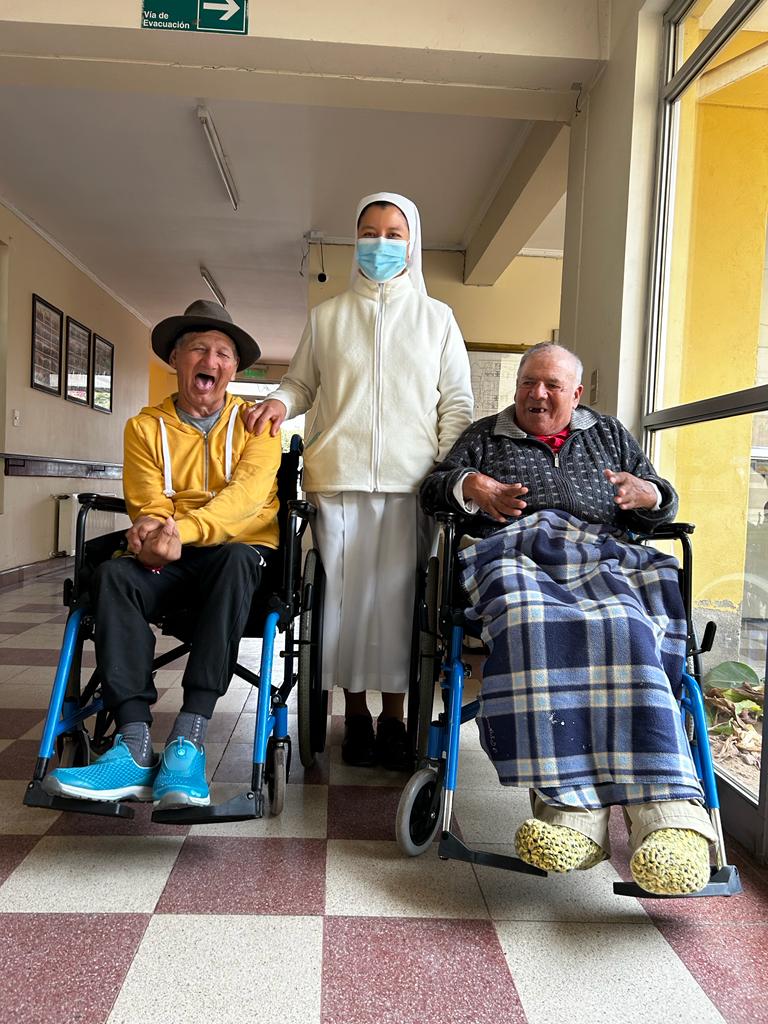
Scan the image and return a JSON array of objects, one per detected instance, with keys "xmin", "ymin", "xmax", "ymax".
[
  {"xmin": 43, "ymin": 735, "xmax": 157, "ymax": 802},
  {"xmin": 153, "ymin": 736, "xmax": 210, "ymax": 809}
]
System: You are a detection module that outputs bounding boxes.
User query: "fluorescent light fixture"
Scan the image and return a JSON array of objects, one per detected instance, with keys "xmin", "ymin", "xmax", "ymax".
[
  {"xmin": 200, "ymin": 265, "xmax": 227, "ymax": 308},
  {"xmin": 196, "ymin": 105, "xmax": 239, "ymax": 211}
]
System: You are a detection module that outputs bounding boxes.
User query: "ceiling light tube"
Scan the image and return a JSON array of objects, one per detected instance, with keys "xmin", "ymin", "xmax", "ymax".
[
  {"xmin": 196, "ymin": 105, "xmax": 240, "ymax": 211},
  {"xmin": 200, "ymin": 265, "xmax": 227, "ymax": 308}
]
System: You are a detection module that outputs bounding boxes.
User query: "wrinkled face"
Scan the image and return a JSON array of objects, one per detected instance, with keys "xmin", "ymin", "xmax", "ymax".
[
  {"xmin": 170, "ymin": 330, "xmax": 238, "ymax": 414},
  {"xmin": 356, "ymin": 203, "xmax": 410, "ymax": 257},
  {"xmin": 514, "ymin": 350, "xmax": 583, "ymax": 435}
]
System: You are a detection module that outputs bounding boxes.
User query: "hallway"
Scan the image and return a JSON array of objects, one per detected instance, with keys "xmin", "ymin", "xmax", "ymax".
[{"xmin": 0, "ymin": 563, "xmax": 765, "ymax": 1024}]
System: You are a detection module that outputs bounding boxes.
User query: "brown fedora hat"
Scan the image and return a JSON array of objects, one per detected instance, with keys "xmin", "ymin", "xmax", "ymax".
[{"xmin": 151, "ymin": 299, "xmax": 260, "ymax": 369}]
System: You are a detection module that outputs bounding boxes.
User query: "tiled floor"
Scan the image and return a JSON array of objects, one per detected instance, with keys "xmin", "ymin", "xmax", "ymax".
[{"xmin": 1, "ymin": 564, "xmax": 767, "ymax": 1023}]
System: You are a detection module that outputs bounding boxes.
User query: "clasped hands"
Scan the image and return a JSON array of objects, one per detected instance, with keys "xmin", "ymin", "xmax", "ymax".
[
  {"xmin": 462, "ymin": 468, "xmax": 657, "ymax": 523},
  {"xmin": 126, "ymin": 516, "xmax": 182, "ymax": 569}
]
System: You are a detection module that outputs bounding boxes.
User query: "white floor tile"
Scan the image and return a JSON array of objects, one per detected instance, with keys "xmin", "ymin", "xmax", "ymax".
[
  {"xmin": 0, "ymin": 835, "xmax": 184, "ymax": 912},
  {"xmin": 325, "ymin": 839, "xmax": 488, "ymax": 919},
  {"xmin": 452, "ymin": 784, "xmax": 531, "ymax": 843},
  {"xmin": 190, "ymin": 781, "xmax": 327, "ymax": 838},
  {"xmin": 0, "ymin": 683, "xmax": 57, "ymax": 708},
  {"xmin": 496, "ymin": 920, "xmax": 726, "ymax": 1024},
  {"xmin": 473, "ymin": 843, "xmax": 649, "ymax": 923},
  {"xmin": 107, "ymin": 915, "xmax": 323, "ymax": 1024}
]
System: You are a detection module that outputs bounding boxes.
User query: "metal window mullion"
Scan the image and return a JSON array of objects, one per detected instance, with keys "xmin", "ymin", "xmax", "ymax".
[
  {"xmin": 643, "ymin": 384, "xmax": 768, "ymax": 432},
  {"xmin": 664, "ymin": 0, "xmax": 766, "ymax": 102}
]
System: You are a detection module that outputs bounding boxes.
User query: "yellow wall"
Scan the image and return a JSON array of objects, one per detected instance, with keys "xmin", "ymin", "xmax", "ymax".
[
  {"xmin": 0, "ymin": 201, "xmax": 149, "ymax": 571},
  {"xmin": 306, "ymin": 244, "xmax": 562, "ymax": 346},
  {"xmin": 660, "ymin": 65, "xmax": 768, "ymax": 610}
]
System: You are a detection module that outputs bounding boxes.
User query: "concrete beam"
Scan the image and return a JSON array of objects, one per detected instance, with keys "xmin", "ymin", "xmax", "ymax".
[{"xmin": 464, "ymin": 123, "xmax": 569, "ymax": 285}]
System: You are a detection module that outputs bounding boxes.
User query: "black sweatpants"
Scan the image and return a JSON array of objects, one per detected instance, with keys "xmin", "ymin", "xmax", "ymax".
[{"xmin": 92, "ymin": 543, "xmax": 268, "ymax": 727}]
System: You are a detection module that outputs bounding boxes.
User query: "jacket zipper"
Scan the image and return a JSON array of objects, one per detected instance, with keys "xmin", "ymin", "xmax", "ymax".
[{"xmin": 371, "ymin": 284, "xmax": 385, "ymax": 491}]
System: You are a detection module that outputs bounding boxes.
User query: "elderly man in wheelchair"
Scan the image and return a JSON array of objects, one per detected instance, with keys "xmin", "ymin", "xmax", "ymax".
[
  {"xmin": 44, "ymin": 299, "xmax": 281, "ymax": 810},
  {"xmin": 419, "ymin": 341, "xmax": 719, "ymax": 897}
]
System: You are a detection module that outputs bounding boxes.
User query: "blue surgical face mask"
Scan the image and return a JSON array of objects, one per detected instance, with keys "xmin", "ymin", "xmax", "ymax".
[{"xmin": 356, "ymin": 237, "xmax": 408, "ymax": 283}]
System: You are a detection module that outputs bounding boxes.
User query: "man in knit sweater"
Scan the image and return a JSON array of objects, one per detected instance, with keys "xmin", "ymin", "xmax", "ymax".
[{"xmin": 420, "ymin": 343, "xmax": 717, "ymax": 897}]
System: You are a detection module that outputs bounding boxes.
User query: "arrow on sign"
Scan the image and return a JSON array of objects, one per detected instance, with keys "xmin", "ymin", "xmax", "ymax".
[{"xmin": 202, "ymin": 0, "xmax": 240, "ymax": 21}]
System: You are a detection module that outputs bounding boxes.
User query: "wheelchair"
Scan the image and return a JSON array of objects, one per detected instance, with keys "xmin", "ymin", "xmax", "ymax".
[
  {"xmin": 398, "ymin": 511, "xmax": 743, "ymax": 899},
  {"xmin": 23, "ymin": 434, "xmax": 329, "ymax": 826}
]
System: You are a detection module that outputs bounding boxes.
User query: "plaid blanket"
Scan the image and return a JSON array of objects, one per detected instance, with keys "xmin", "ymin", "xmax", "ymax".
[{"xmin": 458, "ymin": 510, "xmax": 704, "ymax": 808}]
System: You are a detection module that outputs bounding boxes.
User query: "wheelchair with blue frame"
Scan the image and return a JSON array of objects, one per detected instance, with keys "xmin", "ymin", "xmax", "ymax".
[
  {"xmin": 398, "ymin": 510, "xmax": 743, "ymax": 899},
  {"xmin": 23, "ymin": 435, "xmax": 330, "ymax": 826}
]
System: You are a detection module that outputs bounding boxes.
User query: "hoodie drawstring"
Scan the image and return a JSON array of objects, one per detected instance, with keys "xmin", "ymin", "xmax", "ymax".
[
  {"xmin": 158, "ymin": 417, "xmax": 175, "ymax": 497},
  {"xmin": 224, "ymin": 405, "xmax": 238, "ymax": 483}
]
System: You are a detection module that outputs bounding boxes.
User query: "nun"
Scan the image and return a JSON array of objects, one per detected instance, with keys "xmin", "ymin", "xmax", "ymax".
[{"xmin": 244, "ymin": 192, "xmax": 473, "ymax": 768}]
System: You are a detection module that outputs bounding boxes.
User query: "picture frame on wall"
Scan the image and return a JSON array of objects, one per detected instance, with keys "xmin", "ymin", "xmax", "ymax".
[
  {"xmin": 31, "ymin": 294, "xmax": 63, "ymax": 396},
  {"xmin": 64, "ymin": 316, "xmax": 92, "ymax": 405},
  {"xmin": 91, "ymin": 334, "xmax": 114, "ymax": 414}
]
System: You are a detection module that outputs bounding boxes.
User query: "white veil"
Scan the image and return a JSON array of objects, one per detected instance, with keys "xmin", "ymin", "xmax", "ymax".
[{"xmin": 350, "ymin": 191, "xmax": 427, "ymax": 295}]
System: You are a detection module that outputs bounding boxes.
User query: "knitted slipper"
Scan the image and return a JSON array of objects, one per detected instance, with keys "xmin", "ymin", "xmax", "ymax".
[
  {"xmin": 630, "ymin": 828, "xmax": 710, "ymax": 896},
  {"xmin": 515, "ymin": 818, "xmax": 607, "ymax": 873}
]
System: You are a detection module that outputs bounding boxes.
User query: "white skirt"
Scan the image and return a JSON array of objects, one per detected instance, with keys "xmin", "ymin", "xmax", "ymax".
[{"xmin": 307, "ymin": 491, "xmax": 419, "ymax": 694}]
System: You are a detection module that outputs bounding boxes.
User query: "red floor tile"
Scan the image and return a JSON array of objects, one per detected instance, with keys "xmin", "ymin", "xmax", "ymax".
[
  {"xmin": 0, "ymin": 913, "xmax": 149, "ymax": 1024},
  {"xmin": 0, "ymin": 649, "xmax": 62, "ymax": 666},
  {"xmin": 0, "ymin": 621, "xmax": 39, "ymax": 634},
  {"xmin": 0, "ymin": 835, "xmax": 39, "ymax": 885},
  {"xmin": 12, "ymin": 604, "xmax": 63, "ymax": 613},
  {"xmin": 322, "ymin": 917, "xmax": 527, "ymax": 1024},
  {"xmin": 0, "ymin": 709, "xmax": 44, "ymax": 739},
  {"xmin": 327, "ymin": 786, "xmax": 404, "ymax": 841},
  {"xmin": 156, "ymin": 837, "xmax": 326, "ymax": 915},
  {"xmin": 655, "ymin": 921, "xmax": 768, "ymax": 1024},
  {"xmin": 0, "ymin": 739, "xmax": 42, "ymax": 780}
]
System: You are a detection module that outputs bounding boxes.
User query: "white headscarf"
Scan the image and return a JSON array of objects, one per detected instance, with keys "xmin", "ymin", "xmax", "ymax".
[{"xmin": 351, "ymin": 191, "xmax": 427, "ymax": 295}]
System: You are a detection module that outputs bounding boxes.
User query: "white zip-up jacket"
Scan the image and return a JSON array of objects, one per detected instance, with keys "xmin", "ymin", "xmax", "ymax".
[{"xmin": 271, "ymin": 272, "xmax": 474, "ymax": 494}]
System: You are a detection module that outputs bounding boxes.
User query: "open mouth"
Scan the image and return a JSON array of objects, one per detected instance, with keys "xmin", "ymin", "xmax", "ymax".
[{"xmin": 195, "ymin": 372, "xmax": 216, "ymax": 392}]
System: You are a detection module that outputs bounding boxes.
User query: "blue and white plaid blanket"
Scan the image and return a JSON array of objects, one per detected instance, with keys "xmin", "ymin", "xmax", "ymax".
[{"xmin": 458, "ymin": 510, "xmax": 704, "ymax": 808}]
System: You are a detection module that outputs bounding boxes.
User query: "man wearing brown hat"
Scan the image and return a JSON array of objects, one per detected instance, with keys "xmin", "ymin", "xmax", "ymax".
[{"xmin": 45, "ymin": 300, "xmax": 281, "ymax": 809}]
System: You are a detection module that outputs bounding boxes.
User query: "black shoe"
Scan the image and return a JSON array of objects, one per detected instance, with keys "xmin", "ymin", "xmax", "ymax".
[
  {"xmin": 375, "ymin": 717, "xmax": 411, "ymax": 771},
  {"xmin": 341, "ymin": 714, "xmax": 377, "ymax": 767}
]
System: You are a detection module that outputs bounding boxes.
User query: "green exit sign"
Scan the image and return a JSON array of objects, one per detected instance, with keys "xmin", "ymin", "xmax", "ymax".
[{"xmin": 141, "ymin": 1, "xmax": 248, "ymax": 34}]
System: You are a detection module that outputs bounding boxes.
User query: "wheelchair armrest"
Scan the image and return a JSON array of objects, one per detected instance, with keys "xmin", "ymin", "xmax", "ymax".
[
  {"xmin": 434, "ymin": 510, "xmax": 458, "ymax": 525},
  {"xmin": 77, "ymin": 493, "xmax": 127, "ymax": 515},
  {"xmin": 632, "ymin": 521, "xmax": 695, "ymax": 541}
]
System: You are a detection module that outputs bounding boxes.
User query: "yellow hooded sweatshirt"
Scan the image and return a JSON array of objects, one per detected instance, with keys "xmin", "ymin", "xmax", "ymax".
[{"xmin": 123, "ymin": 393, "xmax": 281, "ymax": 549}]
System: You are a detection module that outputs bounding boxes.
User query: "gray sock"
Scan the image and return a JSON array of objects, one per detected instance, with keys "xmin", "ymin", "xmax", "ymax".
[
  {"xmin": 120, "ymin": 722, "xmax": 155, "ymax": 767},
  {"xmin": 166, "ymin": 712, "xmax": 209, "ymax": 750}
]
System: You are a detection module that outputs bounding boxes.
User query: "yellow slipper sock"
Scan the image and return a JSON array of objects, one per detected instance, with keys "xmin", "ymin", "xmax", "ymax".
[
  {"xmin": 514, "ymin": 818, "xmax": 607, "ymax": 873},
  {"xmin": 630, "ymin": 828, "xmax": 711, "ymax": 896}
]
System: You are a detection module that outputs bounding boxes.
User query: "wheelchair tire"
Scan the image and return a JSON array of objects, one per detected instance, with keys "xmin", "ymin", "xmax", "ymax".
[
  {"xmin": 56, "ymin": 729, "xmax": 91, "ymax": 769},
  {"xmin": 267, "ymin": 740, "xmax": 288, "ymax": 817},
  {"xmin": 298, "ymin": 549, "xmax": 329, "ymax": 768},
  {"xmin": 396, "ymin": 767, "xmax": 443, "ymax": 857}
]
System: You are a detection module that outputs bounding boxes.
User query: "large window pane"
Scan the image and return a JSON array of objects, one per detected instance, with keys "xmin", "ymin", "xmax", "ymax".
[
  {"xmin": 655, "ymin": 1, "xmax": 768, "ymax": 411},
  {"xmin": 651, "ymin": 412, "xmax": 767, "ymax": 798}
]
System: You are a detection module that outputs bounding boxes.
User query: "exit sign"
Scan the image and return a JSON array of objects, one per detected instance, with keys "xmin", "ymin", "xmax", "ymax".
[{"xmin": 141, "ymin": 1, "xmax": 248, "ymax": 34}]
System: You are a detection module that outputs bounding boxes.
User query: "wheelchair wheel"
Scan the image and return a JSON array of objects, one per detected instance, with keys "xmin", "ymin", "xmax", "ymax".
[
  {"xmin": 56, "ymin": 728, "xmax": 91, "ymax": 768},
  {"xmin": 414, "ymin": 555, "xmax": 440, "ymax": 764},
  {"xmin": 266, "ymin": 739, "xmax": 288, "ymax": 817},
  {"xmin": 396, "ymin": 767, "xmax": 443, "ymax": 857},
  {"xmin": 298, "ymin": 549, "xmax": 329, "ymax": 768}
]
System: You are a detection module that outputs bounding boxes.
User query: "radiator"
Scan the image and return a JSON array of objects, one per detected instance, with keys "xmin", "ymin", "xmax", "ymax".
[{"xmin": 52, "ymin": 493, "xmax": 128, "ymax": 557}]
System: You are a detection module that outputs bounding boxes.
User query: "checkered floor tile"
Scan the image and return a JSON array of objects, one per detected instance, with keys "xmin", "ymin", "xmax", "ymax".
[{"xmin": 0, "ymin": 564, "xmax": 766, "ymax": 1023}]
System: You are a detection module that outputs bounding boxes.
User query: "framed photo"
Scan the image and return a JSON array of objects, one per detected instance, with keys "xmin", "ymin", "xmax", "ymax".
[
  {"xmin": 92, "ymin": 335, "xmax": 114, "ymax": 414},
  {"xmin": 64, "ymin": 317, "xmax": 92, "ymax": 405},
  {"xmin": 31, "ymin": 294, "xmax": 63, "ymax": 396}
]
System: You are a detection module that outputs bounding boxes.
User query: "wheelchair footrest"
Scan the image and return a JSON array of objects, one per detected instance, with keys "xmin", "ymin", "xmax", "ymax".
[
  {"xmin": 151, "ymin": 790, "xmax": 264, "ymax": 825},
  {"xmin": 438, "ymin": 830, "xmax": 548, "ymax": 876},
  {"xmin": 23, "ymin": 779, "xmax": 135, "ymax": 818},
  {"xmin": 613, "ymin": 864, "xmax": 742, "ymax": 899}
]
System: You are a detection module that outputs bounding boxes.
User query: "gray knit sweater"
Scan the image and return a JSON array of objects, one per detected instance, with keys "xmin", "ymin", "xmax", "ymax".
[{"xmin": 419, "ymin": 405, "xmax": 678, "ymax": 538}]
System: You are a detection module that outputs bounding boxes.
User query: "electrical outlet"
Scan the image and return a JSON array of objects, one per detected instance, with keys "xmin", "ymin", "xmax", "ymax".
[{"xmin": 11, "ymin": 408, "xmax": 21, "ymax": 427}]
